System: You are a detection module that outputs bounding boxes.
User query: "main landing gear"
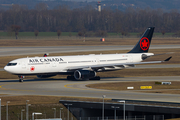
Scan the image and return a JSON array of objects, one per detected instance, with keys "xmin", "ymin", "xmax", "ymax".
[{"xmin": 18, "ymin": 75, "xmax": 24, "ymax": 82}]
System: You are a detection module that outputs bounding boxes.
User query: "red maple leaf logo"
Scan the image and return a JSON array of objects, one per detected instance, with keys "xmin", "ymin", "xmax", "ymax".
[
  {"xmin": 30, "ymin": 66, "xmax": 35, "ymax": 72},
  {"xmin": 142, "ymin": 40, "xmax": 148, "ymax": 47},
  {"xmin": 140, "ymin": 37, "xmax": 149, "ymax": 51}
]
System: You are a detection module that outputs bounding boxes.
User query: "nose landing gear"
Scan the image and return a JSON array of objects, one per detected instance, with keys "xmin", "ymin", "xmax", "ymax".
[{"xmin": 18, "ymin": 75, "xmax": 24, "ymax": 82}]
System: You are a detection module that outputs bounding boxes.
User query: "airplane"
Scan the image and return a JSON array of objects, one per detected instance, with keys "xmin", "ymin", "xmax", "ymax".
[{"xmin": 4, "ymin": 27, "xmax": 172, "ymax": 82}]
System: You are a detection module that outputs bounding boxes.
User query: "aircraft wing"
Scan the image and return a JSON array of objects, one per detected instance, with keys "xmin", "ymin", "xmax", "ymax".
[{"xmin": 66, "ymin": 56, "xmax": 172, "ymax": 71}]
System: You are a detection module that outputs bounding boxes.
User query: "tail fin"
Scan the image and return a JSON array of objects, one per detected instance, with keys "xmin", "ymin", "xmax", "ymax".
[{"xmin": 128, "ymin": 27, "xmax": 155, "ymax": 53}]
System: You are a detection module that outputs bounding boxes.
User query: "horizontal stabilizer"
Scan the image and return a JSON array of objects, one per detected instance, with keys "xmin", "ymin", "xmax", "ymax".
[
  {"xmin": 153, "ymin": 52, "xmax": 174, "ymax": 56},
  {"xmin": 164, "ymin": 56, "xmax": 172, "ymax": 62}
]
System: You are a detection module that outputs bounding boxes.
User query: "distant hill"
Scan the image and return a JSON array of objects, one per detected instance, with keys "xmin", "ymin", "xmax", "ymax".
[{"xmin": 0, "ymin": 0, "xmax": 180, "ymax": 11}]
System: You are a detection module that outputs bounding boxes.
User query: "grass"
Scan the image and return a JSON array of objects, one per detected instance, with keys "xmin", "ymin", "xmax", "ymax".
[
  {"xmin": 97, "ymin": 68, "xmax": 180, "ymax": 77},
  {"xmin": 166, "ymin": 119, "xmax": 180, "ymax": 120},
  {"xmin": 86, "ymin": 81, "xmax": 180, "ymax": 91},
  {"xmin": 0, "ymin": 37, "xmax": 180, "ymax": 46},
  {"xmin": 108, "ymin": 32, "xmax": 175, "ymax": 37},
  {"xmin": 0, "ymin": 32, "xmax": 175, "ymax": 37},
  {"xmin": 0, "ymin": 32, "xmax": 78, "ymax": 36},
  {"xmin": 86, "ymin": 81, "xmax": 180, "ymax": 95}
]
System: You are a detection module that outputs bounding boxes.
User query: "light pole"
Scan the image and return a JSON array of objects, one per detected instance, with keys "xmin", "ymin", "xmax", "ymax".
[
  {"xmin": 111, "ymin": 106, "xmax": 120, "ymax": 120},
  {"xmin": 52, "ymin": 108, "xmax": 56, "ymax": 118},
  {"xmin": 0, "ymin": 100, "xmax": 4, "ymax": 120},
  {"xmin": 119, "ymin": 100, "xmax": 125, "ymax": 120},
  {"xmin": 32, "ymin": 112, "xmax": 42, "ymax": 120},
  {"xmin": 64, "ymin": 104, "xmax": 72, "ymax": 120},
  {"xmin": 21, "ymin": 109, "xmax": 25, "ymax": 120},
  {"xmin": 6, "ymin": 101, "xmax": 10, "ymax": 120},
  {"xmin": 60, "ymin": 108, "xmax": 63, "ymax": 118},
  {"xmin": 26, "ymin": 100, "xmax": 29, "ymax": 120},
  {"xmin": 102, "ymin": 95, "xmax": 106, "ymax": 120},
  {"xmin": 0, "ymin": 99, "xmax": 1, "ymax": 120}
]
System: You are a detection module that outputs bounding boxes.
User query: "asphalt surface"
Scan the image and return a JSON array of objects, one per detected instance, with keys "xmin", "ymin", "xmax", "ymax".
[
  {"xmin": 0, "ymin": 76, "xmax": 180, "ymax": 102},
  {"xmin": 0, "ymin": 45, "xmax": 180, "ymax": 57}
]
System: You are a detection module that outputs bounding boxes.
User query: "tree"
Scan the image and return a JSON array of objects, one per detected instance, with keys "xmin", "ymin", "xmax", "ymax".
[
  {"xmin": 161, "ymin": 31, "xmax": 165, "ymax": 37},
  {"xmin": 34, "ymin": 30, "xmax": 39, "ymax": 38},
  {"xmin": 57, "ymin": 30, "xmax": 61, "ymax": 39},
  {"xmin": 114, "ymin": 24, "xmax": 121, "ymax": 37},
  {"xmin": 137, "ymin": 31, "xmax": 144, "ymax": 37},
  {"xmin": 121, "ymin": 31, "xmax": 125, "ymax": 38},
  {"xmin": 69, "ymin": 32, "xmax": 72, "ymax": 37},
  {"xmin": 95, "ymin": 30, "xmax": 108, "ymax": 37},
  {"xmin": 1, "ymin": 6, "xmax": 180, "ymax": 33},
  {"xmin": 11, "ymin": 25, "xmax": 21, "ymax": 39},
  {"xmin": 35, "ymin": 3, "xmax": 48, "ymax": 11},
  {"xmin": 173, "ymin": 31, "xmax": 180, "ymax": 37},
  {"xmin": 78, "ymin": 31, "xmax": 83, "ymax": 38}
]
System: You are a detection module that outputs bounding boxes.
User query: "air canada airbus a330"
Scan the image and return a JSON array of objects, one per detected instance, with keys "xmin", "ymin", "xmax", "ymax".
[{"xmin": 4, "ymin": 27, "xmax": 172, "ymax": 82}]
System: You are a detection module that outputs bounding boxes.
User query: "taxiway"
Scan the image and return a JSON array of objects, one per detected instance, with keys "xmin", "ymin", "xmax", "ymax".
[{"xmin": 0, "ymin": 76, "xmax": 180, "ymax": 102}]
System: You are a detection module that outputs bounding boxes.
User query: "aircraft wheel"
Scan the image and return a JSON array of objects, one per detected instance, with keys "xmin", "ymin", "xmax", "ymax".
[
  {"xmin": 19, "ymin": 79, "xmax": 23, "ymax": 82},
  {"xmin": 18, "ymin": 75, "xmax": 24, "ymax": 82}
]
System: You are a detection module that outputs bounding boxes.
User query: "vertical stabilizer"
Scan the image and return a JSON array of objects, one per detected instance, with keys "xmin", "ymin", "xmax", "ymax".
[{"xmin": 128, "ymin": 27, "xmax": 155, "ymax": 53}]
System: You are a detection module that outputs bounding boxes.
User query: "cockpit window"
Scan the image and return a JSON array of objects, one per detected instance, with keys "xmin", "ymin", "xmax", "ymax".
[{"xmin": 7, "ymin": 63, "xmax": 17, "ymax": 66}]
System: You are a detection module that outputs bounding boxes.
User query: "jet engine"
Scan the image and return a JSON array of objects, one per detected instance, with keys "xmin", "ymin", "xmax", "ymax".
[
  {"xmin": 74, "ymin": 70, "xmax": 96, "ymax": 80},
  {"xmin": 37, "ymin": 74, "xmax": 56, "ymax": 78}
]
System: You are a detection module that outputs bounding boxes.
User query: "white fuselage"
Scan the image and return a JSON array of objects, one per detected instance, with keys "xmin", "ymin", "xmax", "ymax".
[{"xmin": 4, "ymin": 53, "xmax": 153, "ymax": 75}]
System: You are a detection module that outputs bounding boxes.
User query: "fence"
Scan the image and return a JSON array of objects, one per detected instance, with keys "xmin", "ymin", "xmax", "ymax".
[{"xmin": 77, "ymin": 115, "xmax": 164, "ymax": 120}]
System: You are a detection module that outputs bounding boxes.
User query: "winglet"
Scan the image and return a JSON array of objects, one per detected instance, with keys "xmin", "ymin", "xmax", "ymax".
[{"xmin": 164, "ymin": 56, "xmax": 172, "ymax": 62}]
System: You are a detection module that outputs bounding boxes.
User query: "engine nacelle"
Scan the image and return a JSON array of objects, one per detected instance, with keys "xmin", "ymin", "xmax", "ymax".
[
  {"xmin": 37, "ymin": 74, "xmax": 56, "ymax": 78},
  {"xmin": 74, "ymin": 70, "xmax": 96, "ymax": 80}
]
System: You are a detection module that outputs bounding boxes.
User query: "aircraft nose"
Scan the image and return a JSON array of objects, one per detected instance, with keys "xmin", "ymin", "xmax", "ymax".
[
  {"xmin": 4, "ymin": 66, "xmax": 8, "ymax": 72},
  {"xmin": 4, "ymin": 66, "xmax": 15, "ymax": 74},
  {"xmin": 4, "ymin": 66, "xmax": 13, "ymax": 73}
]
